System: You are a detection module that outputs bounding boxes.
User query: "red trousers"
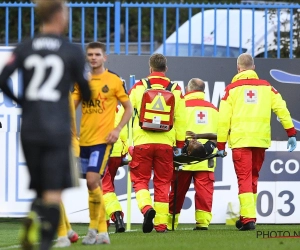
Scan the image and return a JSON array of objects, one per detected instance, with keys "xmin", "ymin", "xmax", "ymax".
[
  {"xmin": 129, "ymin": 144, "xmax": 173, "ymax": 203},
  {"xmin": 169, "ymin": 171, "xmax": 214, "ymax": 214},
  {"xmin": 102, "ymin": 157, "xmax": 122, "ymax": 195},
  {"xmin": 232, "ymin": 147, "xmax": 265, "ymax": 195}
]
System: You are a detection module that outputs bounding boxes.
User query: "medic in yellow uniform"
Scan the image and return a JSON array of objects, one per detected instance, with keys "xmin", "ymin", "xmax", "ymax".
[
  {"xmin": 217, "ymin": 53, "xmax": 296, "ymax": 231},
  {"xmin": 102, "ymin": 105, "xmax": 128, "ymax": 233},
  {"xmin": 129, "ymin": 54, "xmax": 186, "ymax": 233},
  {"xmin": 168, "ymin": 78, "xmax": 218, "ymax": 231}
]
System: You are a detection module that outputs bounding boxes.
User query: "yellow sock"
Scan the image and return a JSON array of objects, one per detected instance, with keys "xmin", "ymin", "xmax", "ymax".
[
  {"xmin": 57, "ymin": 203, "xmax": 67, "ymax": 237},
  {"xmin": 61, "ymin": 203, "xmax": 72, "ymax": 232},
  {"xmin": 98, "ymin": 188, "xmax": 108, "ymax": 233},
  {"xmin": 89, "ymin": 187, "xmax": 101, "ymax": 230}
]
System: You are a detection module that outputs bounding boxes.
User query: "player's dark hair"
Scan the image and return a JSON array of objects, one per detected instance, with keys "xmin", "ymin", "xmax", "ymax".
[
  {"xmin": 86, "ymin": 42, "xmax": 106, "ymax": 53},
  {"xmin": 190, "ymin": 145, "xmax": 206, "ymax": 158},
  {"xmin": 35, "ymin": 0, "xmax": 65, "ymax": 24},
  {"xmin": 190, "ymin": 141, "xmax": 216, "ymax": 157}
]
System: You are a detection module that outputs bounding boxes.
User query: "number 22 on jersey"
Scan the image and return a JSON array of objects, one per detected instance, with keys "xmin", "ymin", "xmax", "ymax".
[{"xmin": 24, "ymin": 54, "xmax": 64, "ymax": 102}]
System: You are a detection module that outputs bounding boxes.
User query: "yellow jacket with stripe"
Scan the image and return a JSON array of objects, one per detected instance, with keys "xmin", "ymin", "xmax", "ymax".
[
  {"xmin": 183, "ymin": 91, "xmax": 219, "ymax": 172},
  {"xmin": 217, "ymin": 70, "xmax": 296, "ymax": 150},
  {"xmin": 129, "ymin": 72, "xmax": 186, "ymax": 148},
  {"xmin": 111, "ymin": 105, "xmax": 128, "ymax": 157}
]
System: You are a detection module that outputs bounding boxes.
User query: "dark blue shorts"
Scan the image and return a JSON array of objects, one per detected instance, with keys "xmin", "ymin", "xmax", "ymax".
[{"xmin": 79, "ymin": 144, "xmax": 112, "ymax": 177}]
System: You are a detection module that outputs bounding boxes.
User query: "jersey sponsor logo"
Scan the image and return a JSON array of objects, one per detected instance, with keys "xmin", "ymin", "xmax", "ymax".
[
  {"xmin": 195, "ymin": 110, "xmax": 207, "ymax": 124},
  {"xmin": 244, "ymin": 89, "xmax": 257, "ymax": 103},
  {"xmin": 102, "ymin": 85, "xmax": 109, "ymax": 93},
  {"xmin": 32, "ymin": 37, "xmax": 62, "ymax": 51},
  {"xmin": 82, "ymin": 92, "xmax": 107, "ymax": 114}
]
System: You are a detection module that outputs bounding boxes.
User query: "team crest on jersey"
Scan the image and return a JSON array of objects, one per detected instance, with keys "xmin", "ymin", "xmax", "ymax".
[
  {"xmin": 102, "ymin": 85, "xmax": 109, "ymax": 93},
  {"xmin": 195, "ymin": 110, "xmax": 208, "ymax": 124},
  {"xmin": 245, "ymin": 89, "xmax": 257, "ymax": 103}
]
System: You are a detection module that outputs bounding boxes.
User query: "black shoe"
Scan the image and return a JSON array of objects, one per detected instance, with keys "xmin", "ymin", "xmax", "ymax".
[
  {"xmin": 239, "ymin": 221, "xmax": 255, "ymax": 231},
  {"xmin": 142, "ymin": 208, "xmax": 156, "ymax": 233},
  {"xmin": 113, "ymin": 211, "xmax": 125, "ymax": 233},
  {"xmin": 235, "ymin": 220, "xmax": 243, "ymax": 229},
  {"xmin": 193, "ymin": 227, "xmax": 208, "ymax": 230}
]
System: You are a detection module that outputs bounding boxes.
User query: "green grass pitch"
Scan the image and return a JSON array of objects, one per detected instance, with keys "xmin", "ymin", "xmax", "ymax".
[{"xmin": 0, "ymin": 218, "xmax": 300, "ymax": 250}]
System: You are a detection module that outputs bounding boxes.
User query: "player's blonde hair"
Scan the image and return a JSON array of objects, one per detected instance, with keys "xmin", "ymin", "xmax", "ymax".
[{"xmin": 35, "ymin": 0, "xmax": 66, "ymax": 24}]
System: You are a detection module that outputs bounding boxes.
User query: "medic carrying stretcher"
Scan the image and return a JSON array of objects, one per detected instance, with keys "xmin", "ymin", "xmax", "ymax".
[
  {"xmin": 171, "ymin": 131, "xmax": 226, "ymax": 231},
  {"xmin": 126, "ymin": 131, "xmax": 227, "ymax": 231}
]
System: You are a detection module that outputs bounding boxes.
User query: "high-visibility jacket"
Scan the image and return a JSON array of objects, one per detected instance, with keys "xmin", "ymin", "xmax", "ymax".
[
  {"xmin": 217, "ymin": 70, "xmax": 296, "ymax": 150},
  {"xmin": 111, "ymin": 105, "xmax": 128, "ymax": 157},
  {"xmin": 183, "ymin": 91, "xmax": 219, "ymax": 171},
  {"xmin": 129, "ymin": 72, "xmax": 186, "ymax": 148}
]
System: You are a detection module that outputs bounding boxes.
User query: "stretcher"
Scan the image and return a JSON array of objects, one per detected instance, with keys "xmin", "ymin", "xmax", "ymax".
[
  {"xmin": 171, "ymin": 152, "xmax": 223, "ymax": 231},
  {"xmin": 173, "ymin": 153, "xmax": 219, "ymax": 169}
]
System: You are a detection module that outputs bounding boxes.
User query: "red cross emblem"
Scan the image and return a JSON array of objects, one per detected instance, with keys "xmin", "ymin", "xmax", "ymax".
[
  {"xmin": 247, "ymin": 90, "xmax": 255, "ymax": 98},
  {"xmin": 198, "ymin": 112, "xmax": 205, "ymax": 120}
]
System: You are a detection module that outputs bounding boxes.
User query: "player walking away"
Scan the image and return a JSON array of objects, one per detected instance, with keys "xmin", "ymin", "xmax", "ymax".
[
  {"xmin": 217, "ymin": 53, "xmax": 297, "ymax": 231},
  {"xmin": 128, "ymin": 53, "xmax": 186, "ymax": 233},
  {"xmin": 102, "ymin": 105, "xmax": 127, "ymax": 233},
  {"xmin": 72, "ymin": 41, "xmax": 132, "ymax": 244},
  {"xmin": 0, "ymin": 1, "xmax": 91, "ymax": 249},
  {"xmin": 168, "ymin": 78, "xmax": 219, "ymax": 231}
]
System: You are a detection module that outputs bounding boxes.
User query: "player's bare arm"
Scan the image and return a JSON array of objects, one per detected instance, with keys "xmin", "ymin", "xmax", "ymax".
[
  {"xmin": 106, "ymin": 100, "xmax": 133, "ymax": 144},
  {"xmin": 186, "ymin": 131, "xmax": 217, "ymax": 140}
]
